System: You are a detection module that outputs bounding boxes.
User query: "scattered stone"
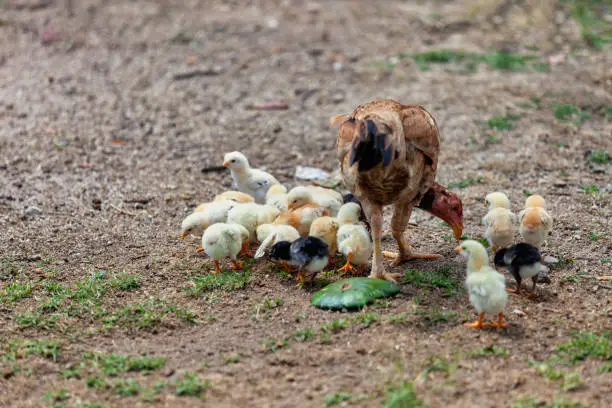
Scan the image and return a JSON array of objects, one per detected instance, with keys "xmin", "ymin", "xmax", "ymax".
[
  {"xmin": 23, "ymin": 206, "xmax": 42, "ymax": 218},
  {"xmin": 295, "ymin": 165, "xmax": 329, "ymax": 181}
]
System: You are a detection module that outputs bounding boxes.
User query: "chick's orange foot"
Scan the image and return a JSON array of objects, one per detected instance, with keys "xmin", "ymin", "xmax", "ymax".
[
  {"xmin": 486, "ymin": 313, "xmax": 507, "ymax": 329},
  {"xmin": 212, "ymin": 260, "xmax": 222, "ymax": 275},
  {"xmin": 464, "ymin": 312, "xmax": 485, "ymax": 329},
  {"xmin": 231, "ymin": 260, "xmax": 245, "ymax": 270}
]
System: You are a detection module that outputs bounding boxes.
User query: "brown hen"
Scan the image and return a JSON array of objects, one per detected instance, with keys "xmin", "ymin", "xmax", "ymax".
[{"xmin": 332, "ymin": 99, "xmax": 463, "ymax": 282}]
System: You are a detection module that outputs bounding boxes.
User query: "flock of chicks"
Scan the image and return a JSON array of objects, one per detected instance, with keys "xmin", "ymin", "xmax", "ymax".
[
  {"xmin": 180, "ymin": 98, "xmax": 558, "ymax": 331},
  {"xmin": 181, "ymin": 151, "xmax": 373, "ymax": 285},
  {"xmin": 456, "ymin": 191, "xmax": 553, "ymax": 329}
]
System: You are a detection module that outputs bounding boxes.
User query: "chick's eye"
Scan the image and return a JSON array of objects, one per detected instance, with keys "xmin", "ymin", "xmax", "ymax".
[{"xmin": 231, "ymin": 159, "xmax": 236, "ymax": 163}]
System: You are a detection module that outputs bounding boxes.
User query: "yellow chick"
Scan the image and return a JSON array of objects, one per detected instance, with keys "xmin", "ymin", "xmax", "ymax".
[
  {"xmin": 227, "ymin": 203, "xmax": 280, "ymax": 254},
  {"xmin": 181, "ymin": 200, "xmax": 238, "ymax": 239},
  {"xmin": 213, "ymin": 191, "xmax": 255, "ymax": 204},
  {"xmin": 482, "ymin": 192, "xmax": 517, "ymax": 252},
  {"xmin": 265, "ymin": 184, "xmax": 289, "ymax": 212},
  {"xmin": 223, "ymin": 151, "xmax": 279, "ymax": 204},
  {"xmin": 309, "ymin": 216, "xmax": 340, "ymax": 256},
  {"xmin": 336, "ymin": 203, "xmax": 373, "ymax": 275},
  {"xmin": 518, "ymin": 194, "xmax": 553, "ymax": 249},
  {"xmin": 254, "ymin": 223, "xmax": 300, "ymax": 259},
  {"xmin": 456, "ymin": 240, "xmax": 508, "ymax": 329},
  {"xmin": 197, "ymin": 223, "xmax": 249, "ymax": 274},
  {"xmin": 273, "ymin": 205, "xmax": 330, "ymax": 236},
  {"xmin": 288, "ymin": 186, "xmax": 343, "ymax": 216}
]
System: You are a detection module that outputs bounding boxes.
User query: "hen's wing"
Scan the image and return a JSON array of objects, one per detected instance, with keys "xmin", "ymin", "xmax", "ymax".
[{"xmin": 334, "ymin": 99, "xmax": 439, "ymax": 205}]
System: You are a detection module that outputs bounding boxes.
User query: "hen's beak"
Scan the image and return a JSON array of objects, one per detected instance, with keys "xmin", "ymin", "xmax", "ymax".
[
  {"xmin": 181, "ymin": 231, "xmax": 188, "ymax": 239},
  {"xmin": 452, "ymin": 222, "xmax": 463, "ymax": 240},
  {"xmin": 196, "ymin": 247, "xmax": 204, "ymax": 253},
  {"xmin": 455, "ymin": 246, "xmax": 462, "ymax": 253},
  {"xmin": 223, "ymin": 160, "xmax": 230, "ymax": 167}
]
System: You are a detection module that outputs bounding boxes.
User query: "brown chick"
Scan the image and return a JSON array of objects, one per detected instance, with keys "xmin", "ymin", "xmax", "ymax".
[
  {"xmin": 332, "ymin": 99, "xmax": 463, "ymax": 282},
  {"xmin": 273, "ymin": 204, "xmax": 330, "ymax": 236}
]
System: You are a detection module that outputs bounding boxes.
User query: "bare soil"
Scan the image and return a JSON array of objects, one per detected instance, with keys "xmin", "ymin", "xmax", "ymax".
[{"xmin": 1, "ymin": 1, "xmax": 611, "ymax": 407}]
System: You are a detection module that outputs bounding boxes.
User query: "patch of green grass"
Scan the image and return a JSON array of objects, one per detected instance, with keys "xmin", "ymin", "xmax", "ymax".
[
  {"xmin": 487, "ymin": 113, "xmax": 521, "ymax": 130},
  {"xmin": 560, "ymin": 271, "xmax": 586, "ymax": 284},
  {"xmin": 588, "ymin": 231, "xmax": 607, "ymax": 241},
  {"xmin": 549, "ymin": 397, "xmax": 585, "ymax": 408},
  {"xmin": 551, "ymin": 102, "xmax": 590, "ymax": 124},
  {"xmin": 111, "ymin": 378, "xmax": 141, "ymax": 396},
  {"xmin": 468, "ymin": 345, "xmax": 509, "ymax": 358},
  {"xmin": 420, "ymin": 355, "xmax": 456, "ymax": 377},
  {"xmin": 102, "ymin": 297, "xmax": 196, "ymax": 329},
  {"xmin": 320, "ymin": 318, "xmax": 350, "ymax": 335},
  {"xmin": 0, "ymin": 258, "xmax": 26, "ymax": 280},
  {"xmin": 352, "ymin": 312, "xmax": 380, "ymax": 328},
  {"xmin": 411, "ymin": 49, "xmax": 469, "ymax": 70},
  {"xmin": 447, "ymin": 176, "xmax": 483, "ymax": 189},
  {"xmin": 1, "ymin": 280, "xmax": 33, "ymax": 303},
  {"xmin": 141, "ymin": 379, "xmax": 168, "ymax": 402},
  {"xmin": 382, "ymin": 381, "xmax": 424, "ymax": 408},
  {"xmin": 485, "ymin": 133, "xmax": 501, "ymax": 144},
  {"xmin": 81, "ymin": 402, "xmax": 104, "ymax": 408},
  {"xmin": 82, "ymin": 352, "xmax": 167, "ymax": 376},
  {"xmin": 565, "ymin": 0, "xmax": 612, "ymax": 50},
  {"xmin": 43, "ymin": 389, "xmax": 70, "ymax": 403},
  {"xmin": 415, "ymin": 307, "xmax": 458, "ymax": 325},
  {"xmin": 174, "ymin": 372, "xmax": 210, "ymax": 397},
  {"xmin": 324, "ymin": 392, "xmax": 353, "ymax": 406},
  {"xmin": 402, "ymin": 266, "xmax": 460, "ymax": 296},
  {"xmin": 511, "ymin": 397, "xmax": 539, "ymax": 408},
  {"xmin": 1, "ymin": 338, "xmax": 61, "ymax": 361},
  {"xmin": 530, "ymin": 361, "xmax": 584, "ymax": 391},
  {"xmin": 555, "ymin": 331, "xmax": 611, "ymax": 364},
  {"xmin": 580, "ymin": 184, "xmax": 600, "ymax": 194},
  {"xmin": 109, "ymin": 271, "xmax": 140, "ymax": 291},
  {"xmin": 249, "ymin": 296, "xmax": 283, "ymax": 321},
  {"xmin": 482, "ymin": 50, "xmax": 535, "ymax": 71},
  {"xmin": 587, "ymin": 149, "xmax": 610, "ymax": 164},
  {"xmin": 15, "ymin": 311, "xmax": 61, "ymax": 330},
  {"xmin": 292, "ymin": 328, "xmax": 316, "ymax": 343},
  {"xmin": 185, "ymin": 270, "xmax": 251, "ymax": 296},
  {"xmin": 262, "ymin": 337, "xmax": 289, "ymax": 353}
]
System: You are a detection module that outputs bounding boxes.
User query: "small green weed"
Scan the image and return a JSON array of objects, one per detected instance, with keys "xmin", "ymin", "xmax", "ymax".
[
  {"xmin": 1, "ymin": 280, "xmax": 33, "ymax": 304},
  {"xmin": 185, "ymin": 270, "xmax": 251, "ymax": 296},
  {"xmin": 15, "ymin": 311, "xmax": 60, "ymax": 330},
  {"xmin": 587, "ymin": 149, "xmax": 610, "ymax": 164},
  {"xmin": 223, "ymin": 353, "xmax": 240, "ymax": 364},
  {"xmin": 109, "ymin": 271, "xmax": 140, "ymax": 291},
  {"xmin": 420, "ymin": 355, "xmax": 456, "ymax": 377},
  {"xmin": 174, "ymin": 372, "xmax": 210, "ymax": 397},
  {"xmin": 560, "ymin": 271, "xmax": 586, "ymax": 284},
  {"xmin": 382, "ymin": 381, "xmax": 424, "ymax": 408},
  {"xmin": 43, "ymin": 389, "xmax": 70, "ymax": 403},
  {"xmin": 2, "ymin": 338, "xmax": 61, "ymax": 361},
  {"xmin": 263, "ymin": 337, "xmax": 289, "ymax": 353},
  {"xmin": 292, "ymin": 328, "xmax": 316, "ymax": 343},
  {"xmin": 511, "ymin": 397, "xmax": 539, "ymax": 408},
  {"xmin": 82, "ymin": 352, "xmax": 166, "ymax": 376},
  {"xmin": 415, "ymin": 307, "xmax": 458, "ymax": 325},
  {"xmin": 402, "ymin": 266, "xmax": 460, "ymax": 296},
  {"xmin": 112, "ymin": 378, "xmax": 141, "ymax": 396},
  {"xmin": 551, "ymin": 102, "xmax": 590, "ymax": 124},
  {"xmin": 580, "ymin": 184, "xmax": 600, "ymax": 194},
  {"xmin": 324, "ymin": 392, "xmax": 353, "ymax": 406},
  {"xmin": 447, "ymin": 176, "xmax": 483, "ymax": 189},
  {"xmin": 555, "ymin": 331, "xmax": 611, "ymax": 363},
  {"xmin": 487, "ymin": 113, "xmax": 521, "ymax": 130},
  {"xmin": 249, "ymin": 296, "xmax": 283, "ymax": 321},
  {"xmin": 102, "ymin": 297, "xmax": 196, "ymax": 329},
  {"xmin": 352, "ymin": 312, "xmax": 380, "ymax": 328}
]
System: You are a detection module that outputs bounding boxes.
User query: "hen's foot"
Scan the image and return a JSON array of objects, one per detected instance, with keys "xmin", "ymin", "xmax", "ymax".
[
  {"xmin": 368, "ymin": 270, "xmax": 401, "ymax": 283},
  {"xmin": 382, "ymin": 249, "xmax": 442, "ymax": 266}
]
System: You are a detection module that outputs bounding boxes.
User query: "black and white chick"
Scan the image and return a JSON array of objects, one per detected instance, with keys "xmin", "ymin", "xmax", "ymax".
[
  {"xmin": 494, "ymin": 243, "xmax": 548, "ymax": 297},
  {"xmin": 269, "ymin": 236, "xmax": 329, "ymax": 284},
  {"xmin": 342, "ymin": 193, "xmax": 370, "ymax": 232}
]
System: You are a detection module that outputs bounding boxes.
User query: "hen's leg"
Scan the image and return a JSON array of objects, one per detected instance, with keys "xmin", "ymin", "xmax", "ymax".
[
  {"xmin": 363, "ymin": 202, "xmax": 399, "ymax": 282},
  {"xmin": 383, "ymin": 202, "xmax": 442, "ymax": 265}
]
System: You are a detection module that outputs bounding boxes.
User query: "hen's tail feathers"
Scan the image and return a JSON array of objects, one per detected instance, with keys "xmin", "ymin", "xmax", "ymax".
[
  {"xmin": 329, "ymin": 114, "xmax": 350, "ymax": 128},
  {"xmin": 349, "ymin": 119, "xmax": 393, "ymax": 172},
  {"xmin": 254, "ymin": 232, "xmax": 277, "ymax": 259}
]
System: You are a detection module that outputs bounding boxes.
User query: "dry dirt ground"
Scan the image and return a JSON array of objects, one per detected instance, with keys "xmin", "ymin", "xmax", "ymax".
[{"xmin": 1, "ymin": 1, "xmax": 611, "ymax": 407}]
